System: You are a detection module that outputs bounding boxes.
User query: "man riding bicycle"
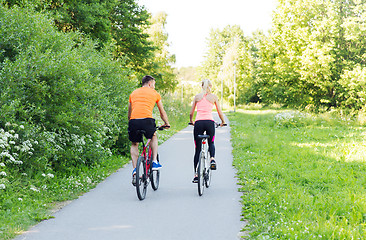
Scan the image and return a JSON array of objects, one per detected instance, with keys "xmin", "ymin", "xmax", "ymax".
[{"xmin": 128, "ymin": 75, "xmax": 170, "ymax": 186}]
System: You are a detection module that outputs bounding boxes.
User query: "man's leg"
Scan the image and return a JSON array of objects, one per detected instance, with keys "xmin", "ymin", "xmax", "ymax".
[
  {"xmin": 131, "ymin": 142, "xmax": 139, "ymax": 168},
  {"xmin": 149, "ymin": 133, "xmax": 162, "ymax": 170},
  {"xmin": 150, "ymin": 133, "xmax": 158, "ymax": 162}
]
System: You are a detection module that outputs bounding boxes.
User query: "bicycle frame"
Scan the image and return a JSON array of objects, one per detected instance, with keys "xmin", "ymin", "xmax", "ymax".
[
  {"xmin": 135, "ymin": 127, "xmax": 165, "ymax": 200},
  {"xmin": 140, "ymin": 138, "xmax": 152, "ymax": 176},
  {"xmin": 201, "ymin": 137, "xmax": 208, "ymax": 169}
]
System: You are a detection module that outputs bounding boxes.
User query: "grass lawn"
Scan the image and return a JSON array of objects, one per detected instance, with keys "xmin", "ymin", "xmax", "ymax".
[{"xmin": 228, "ymin": 109, "xmax": 366, "ymax": 239}]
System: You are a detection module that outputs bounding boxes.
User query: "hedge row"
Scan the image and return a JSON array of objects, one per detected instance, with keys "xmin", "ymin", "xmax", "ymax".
[{"xmin": 0, "ymin": 5, "xmax": 135, "ymax": 176}]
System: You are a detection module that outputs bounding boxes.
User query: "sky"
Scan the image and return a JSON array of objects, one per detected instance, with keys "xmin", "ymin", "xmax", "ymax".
[{"xmin": 137, "ymin": 0, "xmax": 278, "ymax": 68}]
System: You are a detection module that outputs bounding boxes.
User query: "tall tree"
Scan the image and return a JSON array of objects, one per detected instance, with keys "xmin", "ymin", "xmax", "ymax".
[
  {"xmin": 143, "ymin": 11, "xmax": 177, "ymax": 92},
  {"xmin": 3, "ymin": 0, "xmax": 154, "ymax": 71},
  {"xmin": 337, "ymin": 0, "xmax": 366, "ymax": 109},
  {"xmin": 200, "ymin": 25, "xmax": 245, "ymax": 105},
  {"xmin": 256, "ymin": 0, "xmax": 366, "ymax": 110},
  {"xmin": 111, "ymin": 0, "xmax": 154, "ymax": 71}
]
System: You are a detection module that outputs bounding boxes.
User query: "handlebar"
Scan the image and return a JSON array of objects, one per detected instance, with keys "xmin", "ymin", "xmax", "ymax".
[
  {"xmin": 214, "ymin": 122, "xmax": 227, "ymax": 128},
  {"xmin": 157, "ymin": 125, "xmax": 170, "ymax": 130},
  {"xmin": 188, "ymin": 122, "xmax": 227, "ymax": 128}
]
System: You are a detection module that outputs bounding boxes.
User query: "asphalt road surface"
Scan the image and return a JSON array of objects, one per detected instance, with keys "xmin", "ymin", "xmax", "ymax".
[{"xmin": 15, "ymin": 114, "xmax": 243, "ymax": 240}]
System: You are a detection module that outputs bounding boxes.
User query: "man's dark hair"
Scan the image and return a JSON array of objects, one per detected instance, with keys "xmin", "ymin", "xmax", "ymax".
[{"xmin": 142, "ymin": 75, "xmax": 155, "ymax": 86}]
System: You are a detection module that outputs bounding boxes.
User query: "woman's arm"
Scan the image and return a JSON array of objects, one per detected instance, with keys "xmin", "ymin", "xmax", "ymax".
[{"xmin": 213, "ymin": 95, "xmax": 226, "ymax": 125}]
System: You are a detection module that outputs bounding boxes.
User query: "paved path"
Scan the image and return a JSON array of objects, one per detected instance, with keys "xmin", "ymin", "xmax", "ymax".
[{"xmin": 15, "ymin": 114, "xmax": 243, "ymax": 240}]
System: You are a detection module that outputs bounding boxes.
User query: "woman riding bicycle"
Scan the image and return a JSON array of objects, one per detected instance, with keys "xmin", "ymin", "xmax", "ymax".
[{"xmin": 189, "ymin": 79, "xmax": 226, "ymax": 183}]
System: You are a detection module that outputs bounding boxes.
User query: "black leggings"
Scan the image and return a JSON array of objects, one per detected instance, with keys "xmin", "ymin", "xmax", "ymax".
[{"xmin": 193, "ymin": 120, "xmax": 215, "ymax": 171}]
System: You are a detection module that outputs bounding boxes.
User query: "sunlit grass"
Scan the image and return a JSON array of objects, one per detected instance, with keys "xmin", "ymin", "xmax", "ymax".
[{"xmin": 228, "ymin": 109, "xmax": 366, "ymax": 239}]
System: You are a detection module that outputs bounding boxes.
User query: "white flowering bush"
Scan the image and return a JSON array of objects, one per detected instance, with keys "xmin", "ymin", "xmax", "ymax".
[
  {"xmin": 0, "ymin": 123, "xmax": 37, "ymax": 190},
  {"xmin": 36, "ymin": 127, "xmax": 112, "ymax": 171},
  {"xmin": 0, "ymin": 120, "xmax": 116, "ymax": 193},
  {"xmin": 274, "ymin": 111, "xmax": 313, "ymax": 128}
]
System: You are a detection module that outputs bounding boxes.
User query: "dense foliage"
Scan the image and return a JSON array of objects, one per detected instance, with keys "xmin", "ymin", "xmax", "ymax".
[
  {"xmin": 2, "ymin": 0, "xmax": 177, "ymax": 92},
  {"xmin": 0, "ymin": 5, "xmax": 135, "ymax": 176},
  {"xmin": 200, "ymin": 0, "xmax": 366, "ymax": 112},
  {"xmin": 3, "ymin": 0, "xmax": 153, "ymax": 71}
]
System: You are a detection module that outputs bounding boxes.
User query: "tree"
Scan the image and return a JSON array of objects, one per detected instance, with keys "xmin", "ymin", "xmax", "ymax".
[
  {"xmin": 254, "ymin": 0, "xmax": 366, "ymax": 110},
  {"xmin": 2, "ymin": 0, "xmax": 155, "ymax": 71},
  {"xmin": 200, "ymin": 25, "xmax": 245, "ymax": 106},
  {"xmin": 237, "ymin": 30, "xmax": 264, "ymax": 104},
  {"xmin": 111, "ymin": 0, "xmax": 154, "ymax": 71},
  {"xmin": 142, "ymin": 11, "xmax": 177, "ymax": 93}
]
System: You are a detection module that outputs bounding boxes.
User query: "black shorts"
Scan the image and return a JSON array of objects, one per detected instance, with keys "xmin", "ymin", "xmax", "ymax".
[{"xmin": 128, "ymin": 118, "xmax": 156, "ymax": 143}]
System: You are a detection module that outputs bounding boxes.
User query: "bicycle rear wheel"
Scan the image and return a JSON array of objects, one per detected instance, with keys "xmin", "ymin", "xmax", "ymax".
[
  {"xmin": 197, "ymin": 152, "xmax": 205, "ymax": 196},
  {"xmin": 150, "ymin": 154, "xmax": 160, "ymax": 190},
  {"xmin": 136, "ymin": 156, "xmax": 147, "ymax": 200},
  {"xmin": 205, "ymin": 152, "xmax": 212, "ymax": 188}
]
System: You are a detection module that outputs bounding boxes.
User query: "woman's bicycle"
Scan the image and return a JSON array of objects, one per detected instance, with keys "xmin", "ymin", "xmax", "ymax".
[
  {"xmin": 135, "ymin": 126, "xmax": 167, "ymax": 200},
  {"xmin": 189, "ymin": 122, "xmax": 226, "ymax": 196}
]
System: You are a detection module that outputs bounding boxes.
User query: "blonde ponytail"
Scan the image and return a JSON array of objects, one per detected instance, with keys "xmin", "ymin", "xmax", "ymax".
[{"xmin": 201, "ymin": 79, "xmax": 212, "ymax": 94}]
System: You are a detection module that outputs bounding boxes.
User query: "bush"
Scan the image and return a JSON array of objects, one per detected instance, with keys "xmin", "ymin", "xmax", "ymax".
[
  {"xmin": 0, "ymin": 5, "xmax": 134, "ymax": 175},
  {"xmin": 274, "ymin": 111, "xmax": 313, "ymax": 128},
  {"xmin": 339, "ymin": 65, "xmax": 366, "ymax": 110}
]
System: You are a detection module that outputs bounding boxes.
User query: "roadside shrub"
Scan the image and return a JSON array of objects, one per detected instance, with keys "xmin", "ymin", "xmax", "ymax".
[{"xmin": 0, "ymin": 5, "xmax": 134, "ymax": 174}]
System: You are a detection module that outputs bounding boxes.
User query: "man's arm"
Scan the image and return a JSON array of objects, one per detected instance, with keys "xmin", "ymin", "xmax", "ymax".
[
  {"xmin": 156, "ymin": 100, "xmax": 170, "ymax": 127},
  {"xmin": 189, "ymin": 96, "xmax": 197, "ymax": 123}
]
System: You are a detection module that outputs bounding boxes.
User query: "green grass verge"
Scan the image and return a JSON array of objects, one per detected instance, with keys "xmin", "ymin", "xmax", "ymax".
[
  {"xmin": 228, "ymin": 109, "xmax": 366, "ymax": 239},
  {"xmin": 0, "ymin": 155, "xmax": 129, "ymax": 240}
]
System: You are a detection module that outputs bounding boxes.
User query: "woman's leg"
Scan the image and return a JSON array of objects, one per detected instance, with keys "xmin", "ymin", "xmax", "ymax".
[
  {"xmin": 193, "ymin": 121, "xmax": 204, "ymax": 171},
  {"xmin": 206, "ymin": 121, "xmax": 216, "ymax": 159}
]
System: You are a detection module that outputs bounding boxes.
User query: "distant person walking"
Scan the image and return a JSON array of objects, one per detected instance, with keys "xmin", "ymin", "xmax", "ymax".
[
  {"xmin": 128, "ymin": 75, "xmax": 170, "ymax": 185},
  {"xmin": 189, "ymin": 79, "xmax": 226, "ymax": 183}
]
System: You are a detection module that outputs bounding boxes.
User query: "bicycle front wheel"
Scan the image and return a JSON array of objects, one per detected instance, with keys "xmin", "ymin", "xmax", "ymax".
[
  {"xmin": 197, "ymin": 152, "xmax": 205, "ymax": 196},
  {"xmin": 150, "ymin": 154, "xmax": 160, "ymax": 191},
  {"xmin": 136, "ymin": 156, "xmax": 147, "ymax": 200}
]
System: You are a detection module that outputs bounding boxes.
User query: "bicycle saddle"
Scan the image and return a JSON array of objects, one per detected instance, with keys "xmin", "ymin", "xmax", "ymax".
[{"xmin": 198, "ymin": 134, "xmax": 210, "ymax": 139}]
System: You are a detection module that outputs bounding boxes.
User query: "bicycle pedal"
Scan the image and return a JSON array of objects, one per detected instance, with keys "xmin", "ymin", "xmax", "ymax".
[{"xmin": 210, "ymin": 162, "xmax": 217, "ymax": 170}]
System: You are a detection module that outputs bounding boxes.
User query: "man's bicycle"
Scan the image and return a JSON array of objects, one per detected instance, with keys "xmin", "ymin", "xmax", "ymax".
[
  {"xmin": 135, "ymin": 126, "xmax": 167, "ymax": 200},
  {"xmin": 189, "ymin": 122, "xmax": 226, "ymax": 196}
]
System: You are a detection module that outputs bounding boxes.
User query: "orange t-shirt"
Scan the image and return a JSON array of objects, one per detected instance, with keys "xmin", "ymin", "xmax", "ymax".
[{"xmin": 129, "ymin": 87, "xmax": 161, "ymax": 119}]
